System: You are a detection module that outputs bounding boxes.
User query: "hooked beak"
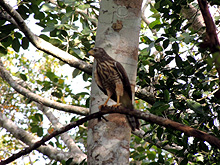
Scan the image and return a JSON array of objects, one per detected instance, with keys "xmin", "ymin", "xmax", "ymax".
[{"xmin": 88, "ymin": 49, "xmax": 95, "ymax": 56}]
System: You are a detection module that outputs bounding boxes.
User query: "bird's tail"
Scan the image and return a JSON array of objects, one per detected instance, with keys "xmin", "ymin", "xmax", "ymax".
[
  {"xmin": 120, "ymin": 93, "xmax": 140, "ymax": 131},
  {"xmin": 126, "ymin": 110, "xmax": 140, "ymax": 131}
]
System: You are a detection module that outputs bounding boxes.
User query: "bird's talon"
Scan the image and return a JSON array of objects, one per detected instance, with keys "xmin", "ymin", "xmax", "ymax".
[
  {"xmin": 112, "ymin": 103, "xmax": 121, "ymax": 108},
  {"xmin": 98, "ymin": 105, "xmax": 104, "ymax": 110}
]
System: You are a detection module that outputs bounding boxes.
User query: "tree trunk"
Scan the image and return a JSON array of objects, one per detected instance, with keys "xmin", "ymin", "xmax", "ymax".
[{"xmin": 87, "ymin": 0, "xmax": 142, "ymax": 164}]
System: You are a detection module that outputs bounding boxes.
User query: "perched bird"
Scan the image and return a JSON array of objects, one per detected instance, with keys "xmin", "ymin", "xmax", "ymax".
[{"xmin": 88, "ymin": 47, "xmax": 139, "ymax": 131}]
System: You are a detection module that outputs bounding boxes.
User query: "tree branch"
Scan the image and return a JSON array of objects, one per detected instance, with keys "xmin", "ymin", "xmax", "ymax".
[
  {"xmin": 181, "ymin": 4, "xmax": 205, "ymax": 35},
  {"xmin": 37, "ymin": 103, "xmax": 87, "ymax": 158},
  {"xmin": 2, "ymin": 105, "xmax": 220, "ymax": 164},
  {"xmin": 100, "ymin": 106, "xmax": 220, "ymax": 149},
  {"xmin": 0, "ymin": 59, "xmax": 89, "ymax": 115},
  {"xmin": 135, "ymin": 86, "xmax": 156, "ymax": 105},
  {"xmin": 0, "ymin": 0, "xmax": 92, "ymax": 75},
  {"xmin": 197, "ymin": 0, "xmax": 220, "ymax": 98},
  {"xmin": 0, "ymin": 110, "xmax": 102, "ymax": 165},
  {"xmin": 0, "ymin": 0, "xmax": 157, "ymax": 106},
  {"xmin": 0, "ymin": 112, "xmax": 85, "ymax": 164}
]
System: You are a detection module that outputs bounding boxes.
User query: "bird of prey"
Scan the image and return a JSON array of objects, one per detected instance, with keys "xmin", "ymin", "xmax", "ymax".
[{"xmin": 88, "ymin": 47, "xmax": 139, "ymax": 131}]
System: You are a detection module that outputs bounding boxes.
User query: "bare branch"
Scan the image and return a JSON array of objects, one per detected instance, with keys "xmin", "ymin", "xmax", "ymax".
[
  {"xmin": 38, "ymin": 103, "xmax": 87, "ymax": 158},
  {"xmin": 181, "ymin": 4, "xmax": 205, "ymax": 35},
  {"xmin": 0, "ymin": 0, "xmax": 92, "ymax": 75},
  {"xmin": 135, "ymin": 86, "xmax": 156, "ymax": 105},
  {"xmin": 197, "ymin": 0, "xmax": 220, "ymax": 99},
  {"xmin": 0, "ymin": 1, "xmax": 157, "ymax": 107},
  {"xmin": 0, "ymin": 112, "xmax": 85, "ymax": 164},
  {"xmin": 2, "ymin": 105, "xmax": 220, "ymax": 164},
  {"xmin": 99, "ymin": 106, "xmax": 220, "ymax": 149},
  {"xmin": 0, "ymin": 110, "xmax": 102, "ymax": 164},
  {"xmin": 0, "ymin": 59, "xmax": 89, "ymax": 115}
]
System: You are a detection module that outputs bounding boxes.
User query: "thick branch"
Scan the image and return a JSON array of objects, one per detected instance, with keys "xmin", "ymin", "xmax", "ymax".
[
  {"xmin": 2, "ymin": 106, "xmax": 220, "ymax": 164},
  {"xmin": 0, "ymin": 110, "xmax": 103, "ymax": 165},
  {"xmin": 181, "ymin": 4, "xmax": 205, "ymax": 35},
  {"xmin": 0, "ymin": 112, "xmax": 84, "ymax": 164},
  {"xmin": 197, "ymin": 0, "xmax": 220, "ymax": 98},
  {"xmin": 100, "ymin": 106, "xmax": 220, "ymax": 149},
  {"xmin": 135, "ymin": 86, "xmax": 156, "ymax": 105},
  {"xmin": 197, "ymin": 0, "xmax": 220, "ymax": 52},
  {"xmin": 0, "ymin": 0, "xmax": 156, "ymax": 106},
  {"xmin": 37, "ymin": 103, "xmax": 87, "ymax": 159},
  {"xmin": 0, "ymin": 59, "xmax": 89, "ymax": 115},
  {"xmin": 0, "ymin": 0, "xmax": 92, "ymax": 75}
]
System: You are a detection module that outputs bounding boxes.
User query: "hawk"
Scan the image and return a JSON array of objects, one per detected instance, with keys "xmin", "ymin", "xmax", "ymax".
[{"xmin": 88, "ymin": 47, "xmax": 139, "ymax": 131}]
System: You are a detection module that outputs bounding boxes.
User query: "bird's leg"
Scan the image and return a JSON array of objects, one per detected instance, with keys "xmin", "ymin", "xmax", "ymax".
[
  {"xmin": 98, "ymin": 91, "xmax": 112, "ymax": 109},
  {"xmin": 112, "ymin": 94, "xmax": 121, "ymax": 107},
  {"xmin": 112, "ymin": 83, "xmax": 123, "ymax": 107},
  {"xmin": 103, "ymin": 96, "xmax": 111, "ymax": 106}
]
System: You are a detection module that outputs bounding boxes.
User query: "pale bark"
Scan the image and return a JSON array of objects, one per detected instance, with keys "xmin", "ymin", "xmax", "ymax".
[
  {"xmin": 0, "ymin": 0, "xmax": 92, "ymax": 75},
  {"xmin": 38, "ymin": 104, "xmax": 87, "ymax": 161},
  {"xmin": 0, "ymin": 59, "xmax": 89, "ymax": 115},
  {"xmin": 0, "ymin": 112, "xmax": 80, "ymax": 163},
  {"xmin": 181, "ymin": 4, "xmax": 205, "ymax": 35},
  {"xmin": 87, "ymin": 0, "xmax": 143, "ymax": 164}
]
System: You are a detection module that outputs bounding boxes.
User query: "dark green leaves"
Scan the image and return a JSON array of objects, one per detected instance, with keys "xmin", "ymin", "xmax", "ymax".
[
  {"xmin": 151, "ymin": 101, "xmax": 170, "ymax": 115},
  {"xmin": 21, "ymin": 37, "xmax": 29, "ymax": 49},
  {"xmin": 186, "ymin": 100, "xmax": 205, "ymax": 116},
  {"xmin": 0, "ymin": 46, "xmax": 7, "ymax": 56},
  {"xmin": 163, "ymin": 39, "xmax": 169, "ymax": 49},
  {"xmin": 30, "ymin": 113, "xmax": 44, "ymax": 137},
  {"xmin": 175, "ymin": 55, "xmax": 182, "ymax": 68},
  {"xmin": 12, "ymin": 38, "xmax": 20, "ymax": 52},
  {"xmin": 20, "ymin": 73, "xmax": 27, "ymax": 81}
]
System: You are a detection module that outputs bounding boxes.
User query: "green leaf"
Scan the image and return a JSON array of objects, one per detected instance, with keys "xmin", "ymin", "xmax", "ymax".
[
  {"xmin": 14, "ymin": 32, "xmax": 22, "ymax": 38},
  {"xmin": 149, "ymin": 19, "xmax": 161, "ymax": 29},
  {"xmin": 83, "ymin": 73, "xmax": 89, "ymax": 81},
  {"xmin": 147, "ymin": 151, "xmax": 156, "ymax": 160},
  {"xmin": 39, "ymin": 34, "xmax": 50, "ymax": 41},
  {"xmin": 12, "ymin": 38, "xmax": 20, "ymax": 52},
  {"xmin": 37, "ymin": 127, "xmax": 43, "ymax": 136},
  {"xmin": 72, "ymin": 69, "xmax": 80, "ymax": 78},
  {"xmin": 175, "ymin": 55, "xmax": 182, "ymax": 68},
  {"xmin": 164, "ymin": 89, "xmax": 170, "ymax": 102},
  {"xmin": 81, "ymin": 27, "xmax": 91, "ymax": 35},
  {"xmin": 163, "ymin": 39, "xmax": 169, "ymax": 49},
  {"xmin": 172, "ymin": 42, "xmax": 179, "ymax": 54},
  {"xmin": 157, "ymin": 127, "xmax": 163, "ymax": 140},
  {"xmin": 78, "ymin": 4, "xmax": 90, "ymax": 10},
  {"xmin": 42, "ymin": 3, "xmax": 55, "ymax": 12},
  {"xmin": 0, "ymin": 46, "xmax": 7, "ymax": 57},
  {"xmin": 46, "ymin": 71, "xmax": 57, "ymax": 81},
  {"xmin": 52, "ymin": 91, "xmax": 62, "ymax": 98},
  {"xmin": 34, "ymin": 12, "xmax": 45, "ymax": 20},
  {"xmin": 2, "ymin": 36, "xmax": 13, "ymax": 48},
  {"xmin": 186, "ymin": 100, "xmax": 205, "ymax": 115},
  {"xmin": 34, "ymin": 113, "xmax": 43, "ymax": 122},
  {"xmin": 30, "ymin": 124, "xmax": 38, "ymax": 133},
  {"xmin": 137, "ymin": 146, "xmax": 145, "ymax": 152},
  {"xmin": 20, "ymin": 73, "xmax": 27, "ymax": 81},
  {"xmin": 151, "ymin": 102, "xmax": 170, "ymax": 115},
  {"xmin": 21, "ymin": 37, "xmax": 29, "ymax": 49},
  {"xmin": 65, "ymin": 158, "xmax": 73, "ymax": 165},
  {"xmin": 155, "ymin": 37, "xmax": 164, "ymax": 43},
  {"xmin": 187, "ymin": 56, "xmax": 196, "ymax": 63},
  {"xmin": 42, "ymin": 23, "xmax": 55, "ymax": 32}
]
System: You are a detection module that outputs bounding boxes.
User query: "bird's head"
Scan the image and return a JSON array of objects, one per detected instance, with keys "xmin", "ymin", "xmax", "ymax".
[{"xmin": 88, "ymin": 47, "xmax": 107, "ymax": 59}]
